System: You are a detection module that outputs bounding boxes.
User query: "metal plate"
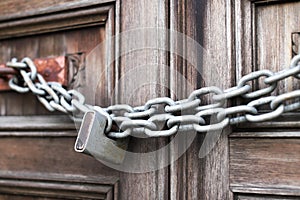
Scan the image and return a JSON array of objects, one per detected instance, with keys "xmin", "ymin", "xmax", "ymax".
[{"xmin": 0, "ymin": 56, "xmax": 68, "ymax": 91}]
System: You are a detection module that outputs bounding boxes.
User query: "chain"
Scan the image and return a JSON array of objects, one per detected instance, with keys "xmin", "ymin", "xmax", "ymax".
[{"xmin": 6, "ymin": 54, "xmax": 300, "ymax": 138}]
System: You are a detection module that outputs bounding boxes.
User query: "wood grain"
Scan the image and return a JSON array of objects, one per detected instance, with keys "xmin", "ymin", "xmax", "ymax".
[
  {"xmin": 0, "ymin": 171, "xmax": 118, "ymax": 200},
  {"xmin": 232, "ymin": 2, "xmax": 300, "ymax": 199},
  {"xmin": 230, "ymin": 137, "xmax": 300, "ymax": 196},
  {"xmin": 0, "ymin": 136, "xmax": 121, "ymax": 174},
  {"xmin": 236, "ymin": 0, "xmax": 300, "ymax": 96},
  {"xmin": 0, "ymin": 6, "xmax": 109, "ymax": 39},
  {"xmin": 255, "ymin": 1, "xmax": 300, "ymax": 94},
  {"xmin": 169, "ymin": 1, "xmax": 193, "ymax": 199},
  {"xmin": 117, "ymin": 0, "xmax": 170, "ymax": 199},
  {"xmin": 0, "ymin": 2, "xmax": 120, "ymax": 199},
  {"xmin": 0, "ymin": 0, "xmax": 115, "ymax": 21},
  {"xmin": 169, "ymin": 0, "xmax": 235, "ymax": 199},
  {"xmin": 2, "ymin": 0, "xmax": 300, "ymax": 199},
  {"xmin": 230, "ymin": 131, "xmax": 300, "ymax": 138},
  {"xmin": 0, "ymin": 116, "xmax": 119, "ymax": 176},
  {"xmin": 0, "ymin": 0, "xmax": 117, "ymax": 115},
  {"xmin": 235, "ymin": 194, "xmax": 300, "ymax": 200},
  {"xmin": 0, "ymin": 115, "xmax": 74, "ymax": 131}
]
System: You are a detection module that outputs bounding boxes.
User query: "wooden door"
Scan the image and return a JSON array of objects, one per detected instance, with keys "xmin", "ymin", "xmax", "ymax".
[
  {"xmin": 0, "ymin": 0, "xmax": 172, "ymax": 199},
  {"xmin": 0, "ymin": 1, "xmax": 121, "ymax": 199},
  {"xmin": 0, "ymin": 0, "xmax": 299, "ymax": 199},
  {"xmin": 169, "ymin": 0, "xmax": 300, "ymax": 199},
  {"xmin": 229, "ymin": 1, "xmax": 300, "ymax": 199}
]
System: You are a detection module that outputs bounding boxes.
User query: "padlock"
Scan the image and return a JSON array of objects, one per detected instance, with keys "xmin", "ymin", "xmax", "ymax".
[{"xmin": 74, "ymin": 110, "xmax": 128, "ymax": 164}]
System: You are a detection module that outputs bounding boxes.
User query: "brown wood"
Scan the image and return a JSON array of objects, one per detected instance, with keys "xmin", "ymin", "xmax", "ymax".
[
  {"xmin": 230, "ymin": 131, "xmax": 300, "ymax": 138},
  {"xmin": 0, "ymin": 0, "xmax": 171, "ymax": 199},
  {"xmin": 0, "ymin": 116, "xmax": 75, "ymax": 137},
  {"xmin": 230, "ymin": 137, "xmax": 300, "ymax": 196},
  {"xmin": 0, "ymin": 2, "xmax": 119, "ymax": 198},
  {"xmin": 0, "ymin": 171, "xmax": 118, "ymax": 200},
  {"xmin": 230, "ymin": 1, "xmax": 300, "ymax": 199},
  {"xmin": 0, "ymin": 116, "xmax": 119, "ymax": 176},
  {"xmin": 1, "ymin": 0, "xmax": 299, "ymax": 199},
  {"xmin": 0, "ymin": 6, "xmax": 108, "ymax": 40},
  {"xmin": 236, "ymin": 0, "xmax": 300, "ymax": 96},
  {"xmin": 168, "ymin": 0, "xmax": 235, "ymax": 199},
  {"xmin": 234, "ymin": 194, "xmax": 300, "ymax": 200},
  {"xmin": 0, "ymin": 0, "xmax": 115, "ymax": 21},
  {"xmin": 230, "ymin": 2, "xmax": 300, "ymax": 199},
  {"xmin": 117, "ymin": 0, "xmax": 170, "ymax": 199}
]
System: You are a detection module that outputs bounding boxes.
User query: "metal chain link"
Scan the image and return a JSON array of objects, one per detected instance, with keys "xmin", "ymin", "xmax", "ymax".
[{"xmin": 6, "ymin": 55, "xmax": 300, "ymax": 138}]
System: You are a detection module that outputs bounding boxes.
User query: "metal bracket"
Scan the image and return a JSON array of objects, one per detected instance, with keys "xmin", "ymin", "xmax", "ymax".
[{"xmin": 0, "ymin": 56, "xmax": 68, "ymax": 91}]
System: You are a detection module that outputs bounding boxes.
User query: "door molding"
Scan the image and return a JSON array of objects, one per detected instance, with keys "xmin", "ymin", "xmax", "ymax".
[
  {"xmin": 0, "ymin": 171, "xmax": 118, "ymax": 200},
  {"xmin": 0, "ymin": 115, "xmax": 75, "ymax": 137},
  {"xmin": 0, "ymin": 3, "xmax": 115, "ymax": 39}
]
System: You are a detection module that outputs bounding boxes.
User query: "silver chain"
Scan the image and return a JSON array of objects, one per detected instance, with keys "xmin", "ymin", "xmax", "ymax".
[{"xmin": 6, "ymin": 54, "xmax": 300, "ymax": 138}]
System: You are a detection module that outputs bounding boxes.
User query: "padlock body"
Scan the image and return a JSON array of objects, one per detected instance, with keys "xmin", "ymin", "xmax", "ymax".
[{"xmin": 74, "ymin": 111, "xmax": 128, "ymax": 164}]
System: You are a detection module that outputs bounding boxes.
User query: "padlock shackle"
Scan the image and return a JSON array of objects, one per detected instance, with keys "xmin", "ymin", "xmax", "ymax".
[{"xmin": 74, "ymin": 111, "xmax": 94, "ymax": 153}]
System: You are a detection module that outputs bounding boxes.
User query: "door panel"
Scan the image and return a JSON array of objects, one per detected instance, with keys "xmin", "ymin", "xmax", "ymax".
[
  {"xmin": 231, "ymin": 0, "xmax": 300, "ymax": 199},
  {"xmin": 0, "ymin": 115, "xmax": 118, "ymax": 199},
  {"xmin": 235, "ymin": 0, "xmax": 300, "ymax": 94},
  {"xmin": 0, "ymin": 26, "xmax": 106, "ymax": 115},
  {"xmin": 0, "ymin": 1, "xmax": 119, "ymax": 199},
  {"xmin": 230, "ymin": 133, "xmax": 300, "ymax": 196},
  {"xmin": 255, "ymin": 1, "xmax": 300, "ymax": 94},
  {"xmin": 0, "ymin": 0, "xmax": 171, "ymax": 199},
  {"xmin": 0, "ymin": 171, "xmax": 117, "ymax": 200}
]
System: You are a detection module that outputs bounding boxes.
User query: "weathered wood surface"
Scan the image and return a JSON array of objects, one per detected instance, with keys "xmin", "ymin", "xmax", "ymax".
[
  {"xmin": 0, "ymin": 115, "xmax": 74, "ymax": 132},
  {"xmin": 0, "ymin": 116, "xmax": 118, "ymax": 175},
  {"xmin": 169, "ymin": 0, "xmax": 235, "ymax": 199},
  {"xmin": 0, "ymin": 0, "xmax": 235, "ymax": 199},
  {"xmin": 0, "ymin": 1, "xmax": 119, "ymax": 199},
  {"xmin": 231, "ymin": 1, "xmax": 300, "ymax": 199},
  {"xmin": 0, "ymin": 0, "xmax": 169, "ymax": 199},
  {"xmin": 230, "ymin": 136, "xmax": 300, "ymax": 196},
  {"xmin": 235, "ymin": 194, "xmax": 300, "ymax": 200},
  {"xmin": 1, "ymin": 0, "xmax": 300, "ymax": 199},
  {"xmin": 0, "ymin": 0, "xmax": 114, "ymax": 21},
  {"xmin": 255, "ymin": 1, "xmax": 300, "ymax": 94},
  {"xmin": 236, "ymin": 0, "xmax": 300, "ymax": 95},
  {"xmin": 0, "ymin": 6, "xmax": 109, "ymax": 39},
  {"xmin": 0, "ymin": 171, "xmax": 118, "ymax": 200},
  {"xmin": 118, "ymin": 0, "xmax": 170, "ymax": 199}
]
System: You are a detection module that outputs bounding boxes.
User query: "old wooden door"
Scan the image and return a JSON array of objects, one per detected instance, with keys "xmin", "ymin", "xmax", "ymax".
[
  {"xmin": 228, "ymin": 1, "xmax": 300, "ymax": 199},
  {"xmin": 0, "ymin": 0, "xmax": 177, "ymax": 199},
  {"xmin": 0, "ymin": 0, "xmax": 299, "ymax": 199}
]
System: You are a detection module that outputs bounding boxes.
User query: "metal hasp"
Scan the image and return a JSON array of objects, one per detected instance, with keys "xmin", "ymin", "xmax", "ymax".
[
  {"xmin": 74, "ymin": 111, "xmax": 128, "ymax": 164},
  {"xmin": 0, "ymin": 56, "xmax": 68, "ymax": 91}
]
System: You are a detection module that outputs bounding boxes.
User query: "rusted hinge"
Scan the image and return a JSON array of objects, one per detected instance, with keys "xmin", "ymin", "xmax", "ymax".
[{"xmin": 0, "ymin": 56, "xmax": 68, "ymax": 91}]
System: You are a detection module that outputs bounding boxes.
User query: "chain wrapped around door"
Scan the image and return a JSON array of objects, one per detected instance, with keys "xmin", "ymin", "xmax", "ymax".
[{"xmin": 3, "ymin": 54, "xmax": 300, "ymax": 163}]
